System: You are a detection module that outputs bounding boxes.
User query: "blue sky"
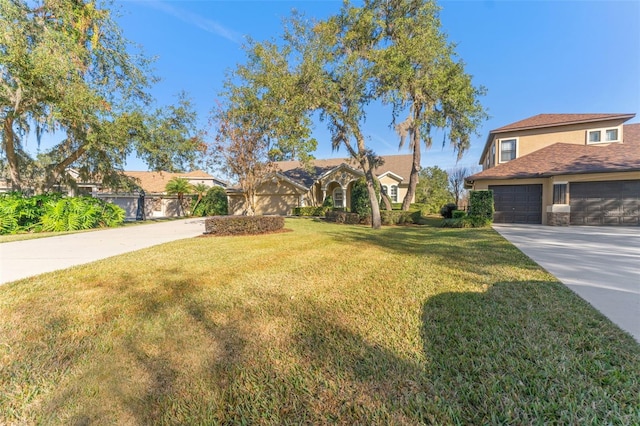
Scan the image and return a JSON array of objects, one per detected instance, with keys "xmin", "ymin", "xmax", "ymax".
[{"xmin": 76, "ymin": 1, "xmax": 640, "ymax": 173}]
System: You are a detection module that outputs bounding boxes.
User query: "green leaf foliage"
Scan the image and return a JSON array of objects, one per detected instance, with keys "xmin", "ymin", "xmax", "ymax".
[
  {"xmin": 0, "ymin": 195, "xmax": 126, "ymax": 234},
  {"xmin": 0, "ymin": 1, "xmax": 203, "ymax": 191},
  {"xmin": 192, "ymin": 186, "xmax": 228, "ymax": 217},
  {"xmin": 469, "ymin": 190, "xmax": 494, "ymax": 220},
  {"xmin": 350, "ymin": 178, "xmax": 371, "ymax": 216},
  {"xmin": 416, "ymin": 166, "xmax": 454, "ymax": 214}
]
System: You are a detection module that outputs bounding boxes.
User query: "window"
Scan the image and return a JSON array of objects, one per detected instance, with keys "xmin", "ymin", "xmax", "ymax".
[
  {"xmin": 333, "ymin": 188, "xmax": 344, "ymax": 208},
  {"xmin": 500, "ymin": 138, "xmax": 517, "ymax": 162},
  {"xmin": 587, "ymin": 126, "xmax": 621, "ymax": 144},
  {"xmin": 553, "ymin": 183, "xmax": 567, "ymax": 204},
  {"xmin": 390, "ymin": 185, "xmax": 398, "ymax": 202},
  {"xmin": 490, "ymin": 143, "xmax": 496, "ymax": 168},
  {"xmin": 588, "ymin": 130, "xmax": 601, "ymax": 143}
]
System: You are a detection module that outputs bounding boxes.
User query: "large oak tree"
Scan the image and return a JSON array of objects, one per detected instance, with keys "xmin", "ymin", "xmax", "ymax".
[
  {"xmin": 370, "ymin": 0, "xmax": 487, "ymax": 210},
  {"xmin": 1, "ymin": 0, "xmax": 204, "ymax": 192}
]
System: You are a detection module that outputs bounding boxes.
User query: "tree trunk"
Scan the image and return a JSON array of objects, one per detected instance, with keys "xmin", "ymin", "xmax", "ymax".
[
  {"xmin": 401, "ymin": 121, "xmax": 421, "ymax": 211},
  {"xmin": 365, "ymin": 169, "xmax": 382, "ymax": 229},
  {"xmin": 3, "ymin": 116, "xmax": 22, "ymax": 191},
  {"xmin": 352, "ymin": 131, "xmax": 382, "ymax": 229},
  {"xmin": 374, "ymin": 176, "xmax": 392, "ymax": 210},
  {"xmin": 244, "ymin": 191, "xmax": 256, "ymax": 216}
]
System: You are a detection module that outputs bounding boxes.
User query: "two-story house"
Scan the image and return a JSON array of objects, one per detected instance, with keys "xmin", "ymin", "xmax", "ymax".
[{"xmin": 466, "ymin": 113, "xmax": 640, "ymax": 225}]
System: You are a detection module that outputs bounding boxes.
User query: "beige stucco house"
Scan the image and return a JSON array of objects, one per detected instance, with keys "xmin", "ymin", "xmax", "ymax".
[
  {"xmin": 466, "ymin": 113, "xmax": 640, "ymax": 225},
  {"xmin": 97, "ymin": 170, "xmax": 227, "ymax": 219},
  {"xmin": 227, "ymin": 154, "xmax": 415, "ymax": 216}
]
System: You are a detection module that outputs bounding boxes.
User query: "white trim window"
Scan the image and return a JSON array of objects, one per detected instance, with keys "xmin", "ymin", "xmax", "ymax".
[
  {"xmin": 333, "ymin": 187, "xmax": 344, "ymax": 208},
  {"xmin": 587, "ymin": 126, "xmax": 621, "ymax": 144},
  {"xmin": 499, "ymin": 138, "xmax": 517, "ymax": 163},
  {"xmin": 390, "ymin": 185, "xmax": 398, "ymax": 202}
]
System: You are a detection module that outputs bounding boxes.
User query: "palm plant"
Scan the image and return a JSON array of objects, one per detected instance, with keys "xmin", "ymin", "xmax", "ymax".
[
  {"xmin": 190, "ymin": 183, "xmax": 209, "ymax": 215},
  {"xmin": 165, "ymin": 177, "xmax": 193, "ymax": 216}
]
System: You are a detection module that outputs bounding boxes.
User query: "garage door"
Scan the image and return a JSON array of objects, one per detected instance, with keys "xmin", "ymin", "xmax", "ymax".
[
  {"xmin": 570, "ymin": 180, "xmax": 640, "ymax": 225},
  {"xmin": 489, "ymin": 184, "xmax": 542, "ymax": 224}
]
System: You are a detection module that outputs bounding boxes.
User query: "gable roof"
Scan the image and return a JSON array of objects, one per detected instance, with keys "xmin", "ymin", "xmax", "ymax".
[
  {"xmin": 123, "ymin": 170, "xmax": 224, "ymax": 193},
  {"xmin": 493, "ymin": 113, "xmax": 635, "ymax": 133},
  {"xmin": 480, "ymin": 113, "xmax": 636, "ymax": 163},
  {"xmin": 467, "ymin": 123, "xmax": 640, "ymax": 182},
  {"xmin": 274, "ymin": 154, "xmax": 413, "ymax": 189}
]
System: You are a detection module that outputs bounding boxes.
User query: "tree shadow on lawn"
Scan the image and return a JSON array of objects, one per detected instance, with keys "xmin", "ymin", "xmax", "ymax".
[
  {"xmin": 14, "ymin": 269, "xmax": 640, "ymax": 424},
  {"xmin": 421, "ymin": 280, "xmax": 640, "ymax": 425}
]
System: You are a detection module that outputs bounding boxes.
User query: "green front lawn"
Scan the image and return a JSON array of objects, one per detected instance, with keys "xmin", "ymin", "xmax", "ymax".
[{"xmin": 1, "ymin": 219, "xmax": 638, "ymax": 424}]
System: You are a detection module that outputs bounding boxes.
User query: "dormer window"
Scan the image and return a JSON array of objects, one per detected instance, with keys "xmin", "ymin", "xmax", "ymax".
[
  {"xmin": 587, "ymin": 126, "xmax": 621, "ymax": 144},
  {"xmin": 499, "ymin": 138, "xmax": 517, "ymax": 163},
  {"xmin": 606, "ymin": 128, "xmax": 618, "ymax": 141}
]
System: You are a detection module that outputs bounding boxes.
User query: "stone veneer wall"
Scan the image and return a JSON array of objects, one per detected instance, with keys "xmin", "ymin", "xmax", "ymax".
[{"xmin": 547, "ymin": 212, "xmax": 570, "ymax": 226}]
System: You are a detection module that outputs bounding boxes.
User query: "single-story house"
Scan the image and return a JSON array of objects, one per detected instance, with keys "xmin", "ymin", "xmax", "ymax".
[
  {"xmin": 227, "ymin": 154, "xmax": 415, "ymax": 216},
  {"xmin": 466, "ymin": 113, "xmax": 640, "ymax": 225},
  {"xmin": 97, "ymin": 170, "xmax": 227, "ymax": 220}
]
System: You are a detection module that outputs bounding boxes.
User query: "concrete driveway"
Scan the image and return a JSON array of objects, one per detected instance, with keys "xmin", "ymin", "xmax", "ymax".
[
  {"xmin": 494, "ymin": 224, "xmax": 640, "ymax": 342},
  {"xmin": 0, "ymin": 218, "xmax": 206, "ymax": 285}
]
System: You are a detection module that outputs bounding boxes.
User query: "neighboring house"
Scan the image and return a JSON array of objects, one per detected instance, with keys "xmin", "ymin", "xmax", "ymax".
[
  {"xmin": 227, "ymin": 154, "xmax": 415, "ymax": 216},
  {"xmin": 97, "ymin": 170, "xmax": 227, "ymax": 219},
  {"xmin": 466, "ymin": 113, "xmax": 640, "ymax": 225}
]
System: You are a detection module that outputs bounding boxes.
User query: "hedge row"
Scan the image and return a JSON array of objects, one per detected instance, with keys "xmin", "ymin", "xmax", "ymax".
[
  {"xmin": 204, "ymin": 215, "xmax": 284, "ymax": 236},
  {"xmin": 380, "ymin": 210, "xmax": 421, "ymax": 225},
  {"xmin": 325, "ymin": 210, "xmax": 362, "ymax": 224},
  {"xmin": 292, "ymin": 206, "xmax": 330, "ymax": 216},
  {"xmin": 441, "ymin": 216, "xmax": 492, "ymax": 228}
]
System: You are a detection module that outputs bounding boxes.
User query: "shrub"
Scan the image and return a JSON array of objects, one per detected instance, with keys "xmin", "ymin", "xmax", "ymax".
[
  {"xmin": 440, "ymin": 202, "xmax": 458, "ymax": 219},
  {"xmin": 41, "ymin": 196, "xmax": 125, "ymax": 232},
  {"xmin": 325, "ymin": 210, "xmax": 361, "ymax": 224},
  {"xmin": 0, "ymin": 192, "xmax": 63, "ymax": 234},
  {"xmin": 322, "ymin": 195, "xmax": 334, "ymax": 208},
  {"xmin": 467, "ymin": 215, "xmax": 492, "ymax": 227},
  {"xmin": 292, "ymin": 206, "xmax": 329, "ymax": 216},
  {"xmin": 441, "ymin": 215, "xmax": 493, "ymax": 228},
  {"xmin": 192, "ymin": 186, "xmax": 228, "ymax": 217},
  {"xmin": 441, "ymin": 218, "xmax": 470, "ymax": 228},
  {"xmin": 469, "ymin": 190, "xmax": 494, "ymax": 219},
  {"xmin": 452, "ymin": 210, "xmax": 467, "ymax": 219},
  {"xmin": 380, "ymin": 210, "xmax": 416, "ymax": 225},
  {"xmin": 204, "ymin": 215, "xmax": 284, "ymax": 236},
  {"xmin": 350, "ymin": 178, "xmax": 370, "ymax": 216},
  {"xmin": 0, "ymin": 193, "xmax": 123, "ymax": 234}
]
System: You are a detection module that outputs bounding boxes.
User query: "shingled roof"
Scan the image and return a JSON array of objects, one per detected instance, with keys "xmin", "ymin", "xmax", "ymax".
[
  {"xmin": 274, "ymin": 154, "xmax": 414, "ymax": 188},
  {"xmin": 468, "ymin": 123, "xmax": 640, "ymax": 182},
  {"xmin": 123, "ymin": 170, "xmax": 221, "ymax": 193},
  {"xmin": 492, "ymin": 113, "xmax": 635, "ymax": 132},
  {"xmin": 479, "ymin": 113, "xmax": 636, "ymax": 163}
]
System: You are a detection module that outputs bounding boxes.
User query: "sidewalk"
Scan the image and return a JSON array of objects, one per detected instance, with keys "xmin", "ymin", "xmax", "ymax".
[{"xmin": 0, "ymin": 219, "xmax": 205, "ymax": 285}]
